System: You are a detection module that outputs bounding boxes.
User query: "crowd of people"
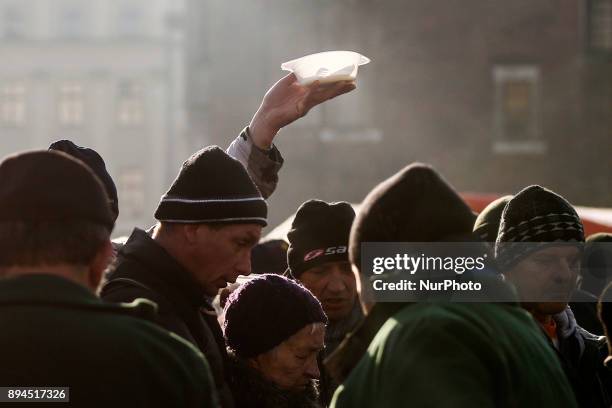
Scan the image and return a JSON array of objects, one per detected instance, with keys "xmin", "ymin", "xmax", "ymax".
[{"xmin": 0, "ymin": 73, "xmax": 610, "ymax": 407}]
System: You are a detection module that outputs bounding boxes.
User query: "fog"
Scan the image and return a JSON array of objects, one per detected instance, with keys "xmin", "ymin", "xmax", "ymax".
[{"xmin": 1, "ymin": 0, "xmax": 610, "ymax": 237}]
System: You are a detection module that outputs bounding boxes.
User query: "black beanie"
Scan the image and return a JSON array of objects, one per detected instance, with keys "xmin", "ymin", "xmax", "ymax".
[
  {"xmin": 473, "ymin": 195, "xmax": 513, "ymax": 242},
  {"xmin": 223, "ymin": 274, "xmax": 327, "ymax": 359},
  {"xmin": 495, "ymin": 185, "xmax": 584, "ymax": 270},
  {"xmin": 154, "ymin": 146, "xmax": 267, "ymax": 226},
  {"xmin": 48, "ymin": 140, "xmax": 119, "ymax": 222},
  {"xmin": 251, "ymin": 239, "xmax": 289, "ymax": 275},
  {"xmin": 350, "ymin": 163, "xmax": 476, "ymax": 273},
  {"xmin": 0, "ymin": 150, "xmax": 114, "ymax": 230},
  {"xmin": 287, "ymin": 200, "xmax": 355, "ymax": 278}
]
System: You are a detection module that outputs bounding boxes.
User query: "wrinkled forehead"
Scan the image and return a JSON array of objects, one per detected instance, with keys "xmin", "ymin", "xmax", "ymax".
[{"xmin": 285, "ymin": 323, "xmax": 326, "ymax": 350}]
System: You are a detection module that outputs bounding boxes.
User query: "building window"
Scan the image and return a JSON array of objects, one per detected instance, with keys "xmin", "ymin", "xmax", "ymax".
[
  {"xmin": 116, "ymin": 81, "xmax": 144, "ymax": 126},
  {"xmin": 1, "ymin": 82, "xmax": 26, "ymax": 126},
  {"xmin": 493, "ymin": 65, "xmax": 545, "ymax": 154},
  {"xmin": 58, "ymin": 83, "xmax": 84, "ymax": 126},
  {"xmin": 118, "ymin": 168, "xmax": 145, "ymax": 219},
  {"xmin": 116, "ymin": 6, "xmax": 145, "ymax": 37},
  {"xmin": 2, "ymin": 5, "xmax": 25, "ymax": 39},
  {"xmin": 58, "ymin": 5, "xmax": 86, "ymax": 38},
  {"xmin": 588, "ymin": 0, "xmax": 612, "ymax": 53}
]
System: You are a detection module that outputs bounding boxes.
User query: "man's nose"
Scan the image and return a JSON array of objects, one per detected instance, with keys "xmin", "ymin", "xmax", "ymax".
[
  {"xmin": 304, "ymin": 357, "xmax": 320, "ymax": 380},
  {"xmin": 556, "ymin": 259, "xmax": 578, "ymax": 283},
  {"xmin": 236, "ymin": 251, "xmax": 252, "ymax": 276},
  {"xmin": 326, "ymin": 274, "xmax": 347, "ymax": 294}
]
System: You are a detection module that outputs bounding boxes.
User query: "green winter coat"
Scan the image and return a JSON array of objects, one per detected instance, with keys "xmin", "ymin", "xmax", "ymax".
[
  {"xmin": 331, "ymin": 302, "xmax": 578, "ymax": 408},
  {"xmin": 0, "ymin": 274, "xmax": 218, "ymax": 407}
]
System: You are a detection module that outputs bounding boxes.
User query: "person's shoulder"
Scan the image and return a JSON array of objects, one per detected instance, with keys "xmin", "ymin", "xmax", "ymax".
[
  {"xmin": 373, "ymin": 303, "xmax": 482, "ymax": 347},
  {"xmin": 104, "ymin": 314, "xmax": 217, "ymax": 402},
  {"xmin": 577, "ymin": 325, "xmax": 606, "ymax": 342},
  {"xmin": 390, "ymin": 302, "xmax": 517, "ymax": 328},
  {"xmin": 576, "ymin": 325, "xmax": 607, "ymax": 354},
  {"xmin": 102, "ymin": 235, "xmax": 167, "ymax": 305},
  {"xmin": 101, "ymin": 307, "xmax": 207, "ymax": 367},
  {"xmin": 101, "ymin": 274, "xmax": 161, "ymax": 303},
  {"xmin": 380, "ymin": 302, "xmax": 535, "ymax": 350},
  {"xmin": 100, "ymin": 276, "xmax": 202, "ymax": 346},
  {"xmin": 110, "ymin": 227, "xmax": 158, "ymax": 266}
]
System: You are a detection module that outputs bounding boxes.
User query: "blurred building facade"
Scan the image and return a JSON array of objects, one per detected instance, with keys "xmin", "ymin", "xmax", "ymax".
[
  {"xmin": 185, "ymin": 0, "xmax": 612, "ymax": 229},
  {"xmin": 0, "ymin": 0, "xmax": 187, "ymax": 237}
]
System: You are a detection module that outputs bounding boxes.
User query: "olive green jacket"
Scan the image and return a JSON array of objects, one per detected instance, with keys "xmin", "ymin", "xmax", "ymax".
[
  {"xmin": 331, "ymin": 301, "xmax": 578, "ymax": 408},
  {"xmin": 0, "ymin": 274, "xmax": 218, "ymax": 407}
]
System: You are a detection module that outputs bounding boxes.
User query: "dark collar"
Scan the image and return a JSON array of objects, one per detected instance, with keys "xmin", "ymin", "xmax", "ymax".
[
  {"xmin": 113, "ymin": 228, "xmax": 206, "ymax": 307},
  {"xmin": 0, "ymin": 274, "xmax": 98, "ymax": 307},
  {"xmin": 326, "ymin": 299, "xmax": 364, "ymax": 338},
  {"xmin": 227, "ymin": 354, "xmax": 321, "ymax": 408},
  {"xmin": 0, "ymin": 273, "xmax": 160, "ymax": 321}
]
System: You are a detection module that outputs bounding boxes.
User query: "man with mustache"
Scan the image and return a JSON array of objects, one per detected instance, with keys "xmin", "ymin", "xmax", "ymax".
[
  {"xmin": 285, "ymin": 200, "xmax": 363, "ymax": 358},
  {"xmin": 284, "ymin": 200, "xmax": 364, "ymax": 405},
  {"xmin": 495, "ymin": 185, "xmax": 611, "ymax": 408}
]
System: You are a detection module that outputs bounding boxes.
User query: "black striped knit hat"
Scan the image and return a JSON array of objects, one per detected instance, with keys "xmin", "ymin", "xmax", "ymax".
[
  {"xmin": 154, "ymin": 146, "xmax": 267, "ymax": 226},
  {"xmin": 495, "ymin": 185, "xmax": 584, "ymax": 270}
]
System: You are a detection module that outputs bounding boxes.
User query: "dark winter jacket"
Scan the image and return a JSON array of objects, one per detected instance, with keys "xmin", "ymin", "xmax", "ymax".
[
  {"xmin": 226, "ymin": 353, "xmax": 322, "ymax": 408},
  {"xmin": 318, "ymin": 299, "xmax": 364, "ymax": 406},
  {"xmin": 324, "ymin": 302, "xmax": 406, "ymax": 386},
  {"xmin": 101, "ymin": 228, "xmax": 233, "ymax": 408},
  {"xmin": 0, "ymin": 274, "xmax": 218, "ymax": 408},
  {"xmin": 542, "ymin": 307, "xmax": 611, "ymax": 408},
  {"xmin": 569, "ymin": 288, "xmax": 603, "ymax": 335},
  {"xmin": 324, "ymin": 299, "xmax": 364, "ymax": 358}
]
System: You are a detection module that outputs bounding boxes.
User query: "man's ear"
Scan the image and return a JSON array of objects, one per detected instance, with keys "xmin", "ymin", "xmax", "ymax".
[
  {"xmin": 88, "ymin": 239, "xmax": 114, "ymax": 292},
  {"xmin": 247, "ymin": 354, "xmax": 263, "ymax": 372},
  {"xmin": 352, "ymin": 263, "xmax": 374, "ymax": 314},
  {"xmin": 183, "ymin": 224, "xmax": 201, "ymax": 245}
]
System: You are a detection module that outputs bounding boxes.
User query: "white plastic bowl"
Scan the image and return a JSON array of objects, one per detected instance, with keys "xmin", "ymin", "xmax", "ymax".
[{"xmin": 281, "ymin": 51, "xmax": 371, "ymax": 86}]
